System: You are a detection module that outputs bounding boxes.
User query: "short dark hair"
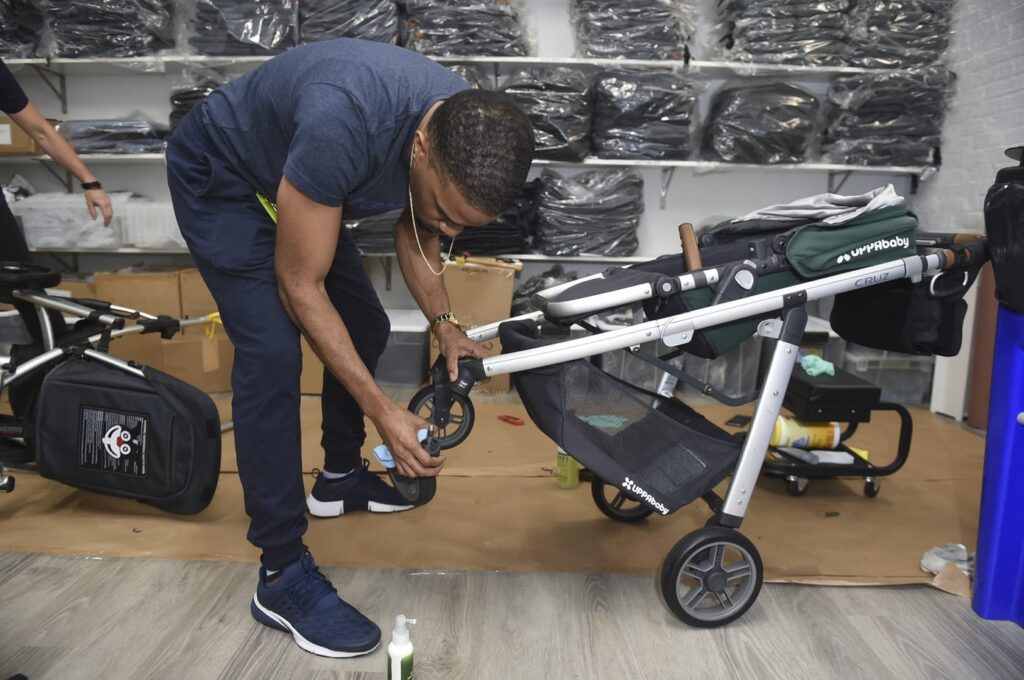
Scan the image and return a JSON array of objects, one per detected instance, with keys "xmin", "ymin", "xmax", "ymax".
[{"xmin": 428, "ymin": 89, "xmax": 534, "ymax": 217}]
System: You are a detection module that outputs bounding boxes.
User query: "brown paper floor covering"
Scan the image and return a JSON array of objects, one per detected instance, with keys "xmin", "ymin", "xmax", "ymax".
[{"xmin": 0, "ymin": 398, "xmax": 984, "ymax": 585}]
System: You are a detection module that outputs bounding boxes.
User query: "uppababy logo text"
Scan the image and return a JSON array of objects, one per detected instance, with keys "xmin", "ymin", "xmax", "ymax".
[
  {"xmin": 835, "ymin": 235, "xmax": 911, "ymax": 264},
  {"xmin": 622, "ymin": 477, "xmax": 669, "ymax": 515}
]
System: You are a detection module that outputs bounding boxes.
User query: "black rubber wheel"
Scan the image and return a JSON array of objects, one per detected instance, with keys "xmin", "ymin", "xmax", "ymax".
[
  {"xmin": 658, "ymin": 527, "xmax": 764, "ymax": 628},
  {"xmin": 591, "ymin": 477, "xmax": 654, "ymax": 523},
  {"xmin": 386, "ymin": 470, "xmax": 436, "ymax": 506},
  {"xmin": 0, "ymin": 262, "xmax": 61, "ymax": 303},
  {"xmin": 407, "ymin": 386, "xmax": 475, "ymax": 450},
  {"xmin": 786, "ymin": 476, "xmax": 809, "ymax": 497},
  {"xmin": 864, "ymin": 478, "xmax": 880, "ymax": 498}
]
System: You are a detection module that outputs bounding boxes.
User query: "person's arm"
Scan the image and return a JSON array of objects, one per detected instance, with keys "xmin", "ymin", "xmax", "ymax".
[
  {"xmin": 275, "ymin": 176, "xmax": 444, "ymax": 479},
  {"xmin": 8, "ymin": 101, "xmax": 113, "ymax": 225},
  {"xmin": 393, "ymin": 207, "xmax": 483, "ymax": 382}
]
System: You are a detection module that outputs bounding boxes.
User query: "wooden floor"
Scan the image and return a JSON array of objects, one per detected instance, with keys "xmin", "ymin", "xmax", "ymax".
[{"xmin": 1, "ymin": 553, "xmax": 1022, "ymax": 680}]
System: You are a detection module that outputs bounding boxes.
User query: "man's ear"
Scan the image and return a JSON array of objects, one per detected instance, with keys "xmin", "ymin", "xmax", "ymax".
[{"xmin": 412, "ymin": 129, "xmax": 430, "ymax": 163}]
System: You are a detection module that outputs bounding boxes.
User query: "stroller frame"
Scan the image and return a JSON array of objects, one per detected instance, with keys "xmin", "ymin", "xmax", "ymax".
[
  {"xmin": 412, "ymin": 237, "xmax": 985, "ymax": 627},
  {"xmin": 0, "ymin": 275, "xmax": 213, "ymax": 494}
]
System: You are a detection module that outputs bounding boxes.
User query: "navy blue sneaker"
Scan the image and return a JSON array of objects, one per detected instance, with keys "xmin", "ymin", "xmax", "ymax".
[
  {"xmin": 306, "ymin": 459, "xmax": 415, "ymax": 517},
  {"xmin": 251, "ymin": 551, "xmax": 381, "ymax": 657}
]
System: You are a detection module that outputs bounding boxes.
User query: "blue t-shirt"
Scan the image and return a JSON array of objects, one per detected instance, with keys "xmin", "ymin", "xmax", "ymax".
[{"xmin": 202, "ymin": 39, "xmax": 468, "ymax": 217}]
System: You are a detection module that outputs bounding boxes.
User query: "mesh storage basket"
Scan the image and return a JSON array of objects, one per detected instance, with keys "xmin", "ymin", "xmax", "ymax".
[{"xmin": 500, "ymin": 320, "xmax": 741, "ymax": 514}]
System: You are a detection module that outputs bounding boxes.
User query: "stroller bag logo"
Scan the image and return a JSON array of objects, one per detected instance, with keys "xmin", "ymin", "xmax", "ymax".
[
  {"xmin": 102, "ymin": 425, "xmax": 135, "ymax": 460},
  {"xmin": 835, "ymin": 235, "xmax": 910, "ymax": 264},
  {"xmin": 622, "ymin": 477, "xmax": 669, "ymax": 515}
]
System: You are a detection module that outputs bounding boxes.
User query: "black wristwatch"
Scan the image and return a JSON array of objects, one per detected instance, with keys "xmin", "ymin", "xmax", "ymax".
[{"xmin": 81, "ymin": 181, "xmax": 102, "ymax": 190}]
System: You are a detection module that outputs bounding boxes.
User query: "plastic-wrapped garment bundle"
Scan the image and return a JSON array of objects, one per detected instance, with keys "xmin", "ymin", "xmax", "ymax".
[
  {"xmin": 822, "ymin": 69, "xmax": 952, "ymax": 166},
  {"xmin": 573, "ymin": 0, "xmax": 693, "ymax": 60},
  {"xmin": 169, "ymin": 67, "xmax": 228, "ymax": 130},
  {"xmin": 448, "ymin": 64, "xmax": 490, "ymax": 90},
  {"xmin": 190, "ymin": 0, "xmax": 296, "ymax": 56},
  {"xmin": 848, "ymin": 0, "xmax": 955, "ymax": 69},
  {"xmin": 0, "ymin": 0, "xmax": 44, "ymax": 57},
  {"xmin": 501, "ymin": 68, "xmax": 591, "ymax": 162},
  {"xmin": 701, "ymin": 82, "xmax": 818, "ymax": 164},
  {"xmin": 402, "ymin": 0, "xmax": 528, "ymax": 57},
  {"xmin": 59, "ymin": 120, "xmax": 169, "ymax": 155},
  {"xmin": 441, "ymin": 181, "xmax": 537, "ymax": 255},
  {"xmin": 348, "ymin": 210, "xmax": 402, "ymax": 254},
  {"xmin": 45, "ymin": 0, "xmax": 175, "ymax": 58},
  {"xmin": 533, "ymin": 169, "xmax": 643, "ymax": 257},
  {"xmin": 300, "ymin": 0, "xmax": 398, "ymax": 45},
  {"xmin": 592, "ymin": 69, "xmax": 698, "ymax": 161},
  {"xmin": 716, "ymin": 0, "xmax": 850, "ymax": 66}
]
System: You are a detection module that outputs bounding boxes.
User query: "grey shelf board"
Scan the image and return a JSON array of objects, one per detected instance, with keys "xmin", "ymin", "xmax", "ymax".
[
  {"xmin": 0, "ymin": 153, "xmax": 166, "ymax": 162},
  {"xmin": 1, "ymin": 152, "xmax": 929, "ymax": 177},
  {"xmin": 31, "ymin": 246, "xmax": 189, "ymax": 254},
  {"xmin": 12, "ymin": 54, "xmax": 908, "ymax": 77}
]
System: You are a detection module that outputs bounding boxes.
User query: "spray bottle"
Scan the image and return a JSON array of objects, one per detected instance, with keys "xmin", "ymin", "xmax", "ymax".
[{"xmin": 387, "ymin": 614, "xmax": 416, "ymax": 680}]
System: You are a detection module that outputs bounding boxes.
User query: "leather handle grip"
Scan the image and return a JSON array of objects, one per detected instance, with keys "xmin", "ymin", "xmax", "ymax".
[{"xmin": 679, "ymin": 223, "xmax": 703, "ymax": 272}]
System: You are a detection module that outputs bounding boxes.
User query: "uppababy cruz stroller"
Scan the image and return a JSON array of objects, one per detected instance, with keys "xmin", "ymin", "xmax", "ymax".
[
  {"xmin": 0, "ymin": 264, "xmax": 220, "ymax": 514},
  {"xmin": 405, "ymin": 191, "xmax": 988, "ymax": 628}
]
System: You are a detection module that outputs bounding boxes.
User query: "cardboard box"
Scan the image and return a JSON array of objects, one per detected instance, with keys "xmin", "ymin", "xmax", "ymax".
[
  {"xmin": 0, "ymin": 115, "xmax": 38, "ymax": 154},
  {"xmin": 54, "ymin": 277, "xmax": 97, "ymax": 301},
  {"xmin": 300, "ymin": 336, "xmax": 324, "ymax": 395},
  {"xmin": 161, "ymin": 333, "xmax": 234, "ymax": 394},
  {"xmin": 179, "ymin": 268, "xmax": 218, "ymax": 335},
  {"xmin": 430, "ymin": 261, "xmax": 517, "ymax": 392},
  {"xmin": 94, "ymin": 266, "xmax": 184, "ymax": 319}
]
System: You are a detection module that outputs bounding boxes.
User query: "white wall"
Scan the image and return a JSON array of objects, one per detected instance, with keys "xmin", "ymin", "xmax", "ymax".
[{"xmin": 914, "ymin": 1, "xmax": 1024, "ymax": 232}]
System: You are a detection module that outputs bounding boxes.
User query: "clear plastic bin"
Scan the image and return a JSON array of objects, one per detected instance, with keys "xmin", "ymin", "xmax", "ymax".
[
  {"xmin": 9, "ymin": 191, "xmax": 131, "ymax": 248},
  {"xmin": 844, "ymin": 344, "xmax": 934, "ymax": 405},
  {"xmin": 376, "ymin": 309, "xmax": 430, "ymax": 386},
  {"xmin": 121, "ymin": 201, "xmax": 185, "ymax": 249}
]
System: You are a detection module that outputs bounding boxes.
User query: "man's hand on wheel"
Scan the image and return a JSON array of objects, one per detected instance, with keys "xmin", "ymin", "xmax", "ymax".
[{"xmin": 372, "ymin": 404, "xmax": 445, "ymax": 478}]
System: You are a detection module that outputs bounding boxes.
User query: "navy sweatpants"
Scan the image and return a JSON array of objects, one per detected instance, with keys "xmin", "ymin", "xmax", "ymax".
[{"xmin": 166, "ymin": 105, "xmax": 391, "ymax": 570}]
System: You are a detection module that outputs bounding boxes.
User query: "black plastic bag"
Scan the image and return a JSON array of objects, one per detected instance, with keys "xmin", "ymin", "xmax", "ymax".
[
  {"xmin": 501, "ymin": 67, "xmax": 592, "ymax": 162},
  {"xmin": 701, "ymin": 81, "xmax": 818, "ymax": 164},
  {"xmin": 300, "ymin": 0, "xmax": 398, "ymax": 44},
  {"xmin": 401, "ymin": 0, "xmax": 527, "ymax": 57},
  {"xmin": 592, "ymin": 69, "xmax": 698, "ymax": 160}
]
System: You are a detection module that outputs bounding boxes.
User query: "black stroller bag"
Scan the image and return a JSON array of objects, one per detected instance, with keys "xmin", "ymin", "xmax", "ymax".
[{"xmin": 33, "ymin": 356, "xmax": 221, "ymax": 515}]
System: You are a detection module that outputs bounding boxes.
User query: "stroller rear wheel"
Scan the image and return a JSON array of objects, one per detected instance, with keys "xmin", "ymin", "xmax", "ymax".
[
  {"xmin": 659, "ymin": 527, "xmax": 763, "ymax": 628},
  {"xmin": 0, "ymin": 262, "xmax": 61, "ymax": 303},
  {"xmin": 407, "ymin": 386, "xmax": 475, "ymax": 450},
  {"xmin": 591, "ymin": 477, "xmax": 654, "ymax": 523}
]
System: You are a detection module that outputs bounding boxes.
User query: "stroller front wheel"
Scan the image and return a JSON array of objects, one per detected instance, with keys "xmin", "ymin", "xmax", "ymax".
[
  {"xmin": 591, "ymin": 477, "xmax": 654, "ymax": 523},
  {"xmin": 407, "ymin": 386, "xmax": 475, "ymax": 450},
  {"xmin": 658, "ymin": 527, "xmax": 764, "ymax": 628}
]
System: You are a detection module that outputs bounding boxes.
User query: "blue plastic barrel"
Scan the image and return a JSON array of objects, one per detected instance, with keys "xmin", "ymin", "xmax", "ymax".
[{"xmin": 973, "ymin": 305, "xmax": 1024, "ymax": 626}]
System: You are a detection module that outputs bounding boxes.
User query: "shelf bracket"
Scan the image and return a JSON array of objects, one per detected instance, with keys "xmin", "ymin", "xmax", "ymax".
[
  {"xmin": 659, "ymin": 167, "xmax": 676, "ymax": 209},
  {"xmin": 827, "ymin": 170, "xmax": 852, "ymax": 194},
  {"xmin": 29, "ymin": 64, "xmax": 67, "ymax": 115},
  {"xmin": 34, "ymin": 158, "xmax": 73, "ymax": 193},
  {"xmin": 381, "ymin": 255, "xmax": 393, "ymax": 292}
]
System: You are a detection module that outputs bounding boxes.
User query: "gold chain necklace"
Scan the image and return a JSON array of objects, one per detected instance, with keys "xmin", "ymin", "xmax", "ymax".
[{"xmin": 409, "ymin": 144, "xmax": 455, "ymax": 276}]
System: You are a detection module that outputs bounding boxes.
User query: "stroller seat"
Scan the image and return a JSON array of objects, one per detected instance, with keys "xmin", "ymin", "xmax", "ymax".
[{"xmin": 500, "ymin": 320, "xmax": 740, "ymax": 514}]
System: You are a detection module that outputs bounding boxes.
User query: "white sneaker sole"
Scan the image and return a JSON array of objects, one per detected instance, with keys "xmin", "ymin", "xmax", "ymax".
[
  {"xmin": 306, "ymin": 495, "xmax": 414, "ymax": 518},
  {"xmin": 252, "ymin": 594, "xmax": 379, "ymax": 658}
]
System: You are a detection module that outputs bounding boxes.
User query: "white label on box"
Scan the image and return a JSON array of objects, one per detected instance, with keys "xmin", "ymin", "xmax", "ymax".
[{"xmin": 0, "ymin": 124, "xmax": 11, "ymax": 146}]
